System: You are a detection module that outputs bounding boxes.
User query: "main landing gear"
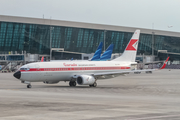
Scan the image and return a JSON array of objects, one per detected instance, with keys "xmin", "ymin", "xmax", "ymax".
[
  {"xmin": 69, "ymin": 81, "xmax": 76, "ymax": 87},
  {"xmin": 89, "ymin": 82, "xmax": 97, "ymax": 87}
]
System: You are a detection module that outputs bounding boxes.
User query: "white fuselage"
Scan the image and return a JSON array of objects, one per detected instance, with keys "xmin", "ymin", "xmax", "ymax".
[{"xmin": 19, "ymin": 61, "xmax": 134, "ymax": 82}]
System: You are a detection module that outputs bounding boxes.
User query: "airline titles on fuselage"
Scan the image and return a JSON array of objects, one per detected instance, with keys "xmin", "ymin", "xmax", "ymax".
[
  {"xmin": 78, "ymin": 64, "xmax": 95, "ymax": 66},
  {"xmin": 63, "ymin": 63, "xmax": 96, "ymax": 67}
]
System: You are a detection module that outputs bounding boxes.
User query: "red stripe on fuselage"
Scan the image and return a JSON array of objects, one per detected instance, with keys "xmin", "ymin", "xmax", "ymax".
[{"xmin": 20, "ymin": 66, "xmax": 131, "ymax": 72}]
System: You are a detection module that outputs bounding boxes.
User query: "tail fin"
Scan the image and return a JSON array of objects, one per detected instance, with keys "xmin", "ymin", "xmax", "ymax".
[
  {"xmin": 160, "ymin": 57, "xmax": 169, "ymax": 69},
  {"xmin": 41, "ymin": 56, "xmax": 44, "ymax": 62},
  {"xmin": 100, "ymin": 44, "xmax": 114, "ymax": 61},
  {"xmin": 91, "ymin": 42, "xmax": 103, "ymax": 61},
  {"xmin": 112, "ymin": 29, "xmax": 140, "ymax": 62}
]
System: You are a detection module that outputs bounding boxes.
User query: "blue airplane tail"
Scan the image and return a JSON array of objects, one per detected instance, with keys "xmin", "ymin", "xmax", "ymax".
[
  {"xmin": 100, "ymin": 44, "xmax": 114, "ymax": 61},
  {"xmin": 91, "ymin": 42, "xmax": 103, "ymax": 61}
]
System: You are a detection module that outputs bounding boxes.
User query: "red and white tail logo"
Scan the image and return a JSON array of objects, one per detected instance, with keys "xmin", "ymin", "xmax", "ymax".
[
  {"xmin": 125, "ymin": 30, "xmax": 139, "ymax": 51},
  {"xmin": 126, "ymin": 39, "xmax": 138, "ymax": 51}
]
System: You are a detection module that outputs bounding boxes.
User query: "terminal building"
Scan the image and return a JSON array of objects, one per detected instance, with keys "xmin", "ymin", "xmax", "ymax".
[{"xmin": 0, "ymin": 15, "xmax": 180, "ymax": 64}]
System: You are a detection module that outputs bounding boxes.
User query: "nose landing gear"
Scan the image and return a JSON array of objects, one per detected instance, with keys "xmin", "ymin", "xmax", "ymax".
[
  {"xmin": 21, "ymin": 81, "xmax": 32, "ymax": 88},
  {"xmin": 27, "ymin": 84, "xmax": 32, "ymax": 88}
]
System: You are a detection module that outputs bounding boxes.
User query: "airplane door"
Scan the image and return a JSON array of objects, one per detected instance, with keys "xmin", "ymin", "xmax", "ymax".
[{"xmin": 32, "ymin": 64, "xmax": 41, "ymax": 81}]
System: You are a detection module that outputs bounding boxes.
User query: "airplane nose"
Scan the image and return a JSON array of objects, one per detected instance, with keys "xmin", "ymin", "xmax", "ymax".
[{"xmin": 13, "ymin": 71, "xmax": 21, "ymax": 79}]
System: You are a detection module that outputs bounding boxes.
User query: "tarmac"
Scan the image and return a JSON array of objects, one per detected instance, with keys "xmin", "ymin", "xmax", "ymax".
[{"xmin": 0, "ymin": 69, "xmax": 180, "ymax": 120}]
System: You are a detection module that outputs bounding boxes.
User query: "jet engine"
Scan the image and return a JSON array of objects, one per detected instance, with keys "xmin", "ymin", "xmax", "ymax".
[
  {"xmin": 77, "ymin": 75, "xmax": 95, "ymax": 85},
  {"xmin": 43, "ymin": 81, "xmax": 59, "ymax": 84}
]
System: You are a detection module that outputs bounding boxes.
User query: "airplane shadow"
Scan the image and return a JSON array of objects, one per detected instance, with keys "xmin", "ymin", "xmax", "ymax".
[{"xmin": 4, "ymin": 85, "xmax": 122, "ymax": 90}]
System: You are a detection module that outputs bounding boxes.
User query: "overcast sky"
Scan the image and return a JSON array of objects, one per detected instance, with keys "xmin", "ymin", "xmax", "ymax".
[{"xmin": 0, "ymin": 0, "xmax": 180, "ymax": 32}]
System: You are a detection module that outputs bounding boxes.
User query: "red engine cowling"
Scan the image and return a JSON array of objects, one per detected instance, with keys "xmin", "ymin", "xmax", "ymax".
[{"xmin": 77, "ymin": 75, "xmax": 95, "ymax": 85}]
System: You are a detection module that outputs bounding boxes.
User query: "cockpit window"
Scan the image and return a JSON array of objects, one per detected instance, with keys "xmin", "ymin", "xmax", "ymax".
[{"xmin": 20, "ymin": 68, "xmax": 30, "ymax": 71}]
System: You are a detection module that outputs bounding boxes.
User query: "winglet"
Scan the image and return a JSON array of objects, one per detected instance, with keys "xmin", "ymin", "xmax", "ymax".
[
  {"xmin": 160, "ymin": 57, "xmax": 169, "ymax": 69},
  {"xmin": 41, "ymin": 56, "xmax": 44, "ymax": 62}
]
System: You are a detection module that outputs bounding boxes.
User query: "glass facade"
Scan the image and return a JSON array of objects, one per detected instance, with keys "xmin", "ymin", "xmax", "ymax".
[{"xmin": 0, "ymin": 21, "xmax": 180, "ymax": 60}]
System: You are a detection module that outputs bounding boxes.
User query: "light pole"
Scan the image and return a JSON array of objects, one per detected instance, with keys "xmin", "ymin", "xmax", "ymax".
[
  {"xmin": 152, "ymin": 31, "xmax": 154, "ymax": 56},
  {"xmin": 152, "ymin": 23, "xmax": 154, "ymax": 56},
  {"xmin": 104, "ymin": 30, "xmax": 106, "ymax": 52},
  {"xmin": 50, "ymin": 27, "xmax": 54, "ymax": 61},
  {"xmin": 167, "ymin": 26, "xmax": 173, "ymax": 59}
]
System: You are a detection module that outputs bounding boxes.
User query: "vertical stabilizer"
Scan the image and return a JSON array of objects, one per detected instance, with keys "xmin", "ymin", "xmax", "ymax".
[
  {"xmin": 112, "ymin": 30, "xmax": 140, "ymax": 62},
  {"xmin": 100, "ymin": 44, "xmax": 114, "ymax": 61},
  {"xmin": 91, "ymin": 42, "xmax": 103, "ymax": 61}
]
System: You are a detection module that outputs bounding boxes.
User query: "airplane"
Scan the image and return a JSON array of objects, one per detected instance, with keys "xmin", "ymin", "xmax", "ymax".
[
  {"xmin": 13, "ymin": 29, "xmax": 169, "ymax": 88},
  {"xmin": 90, "ymin": 42, "xmax": 103, "ymax": 61},
  {"xmin": 99, "ymin": 44, "xmax": 114, "ymax": 61}
]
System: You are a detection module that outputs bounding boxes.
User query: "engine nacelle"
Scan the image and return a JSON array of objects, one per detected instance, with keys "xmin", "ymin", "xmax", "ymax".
[
  {"xmin": 43, "ymin": 81, "xmax": 59, "ymax": 84},
  {"xmin": 77, "ymin": 75, "xmax": 95, "ymax": 85}
]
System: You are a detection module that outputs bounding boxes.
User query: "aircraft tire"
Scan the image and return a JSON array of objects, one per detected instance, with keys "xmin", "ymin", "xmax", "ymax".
[
  {"xmin": 69, "ymin": 81, "xmax": 76, "ymax": 87},
  {"xmin": 27, "ymin": 84, "xmax": 32, "ymax": 88},
  {"xmin": 93, "ymin": 82, "xmax": 97, "ymax": 87},
  {"xmin": 72, "ymin": 81, "xmax": 76, "ymax": 86},
  {"xmin": 69, "ymin": 81, "xmax": 72, "ymax": 86}
]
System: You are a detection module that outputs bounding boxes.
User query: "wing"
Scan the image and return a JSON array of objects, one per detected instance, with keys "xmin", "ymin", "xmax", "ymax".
[
  {"xmin": 93, "ymin": 57, "xmax": 169, "ymax": 77},
  {"xmin": 92, "ymin": 69, "xmax": 156, "ymax": 77},
  {"xmin": 72, "ymin": 57, "xmax": 169, "ymax": 80}
]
